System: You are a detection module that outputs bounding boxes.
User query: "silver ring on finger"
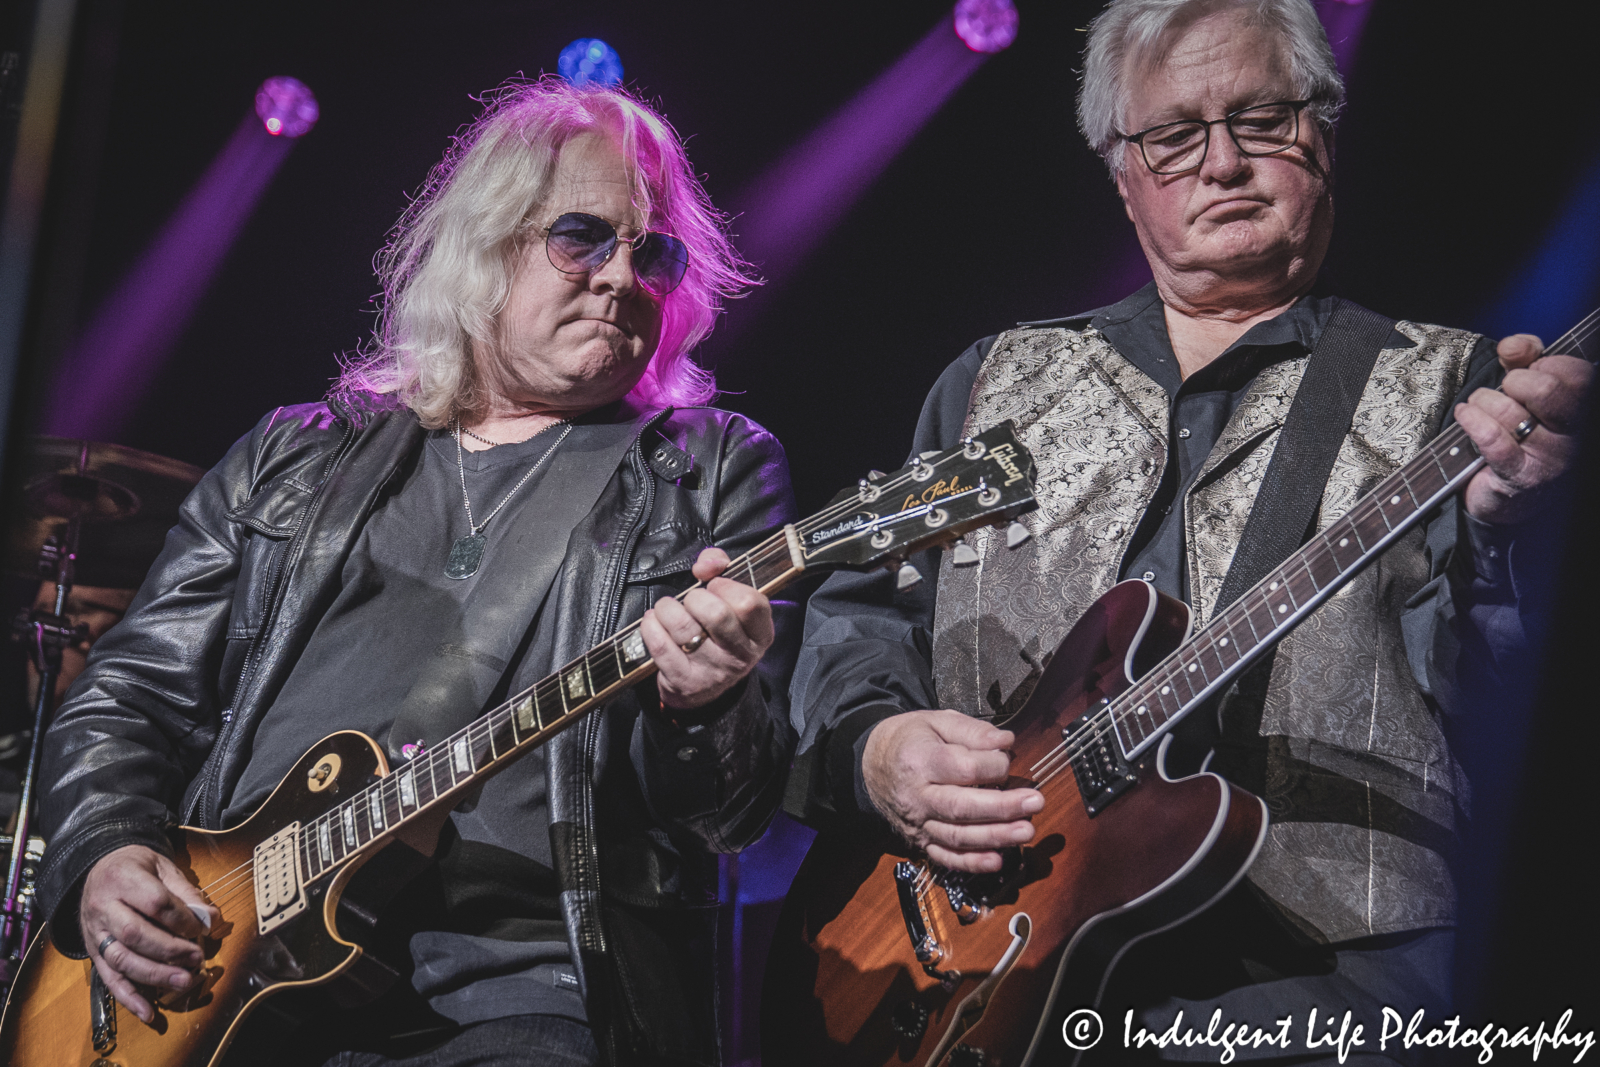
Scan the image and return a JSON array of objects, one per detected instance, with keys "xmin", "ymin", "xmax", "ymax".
[
  {"xmin": 1514, "ymin": 418, "xmax": 1537, "ymax": 441},
  {"xmin": 97, "ymin": 934, "xmax": 117, "ymax": 957},
  {"xmin": 679, "ymin": 630, "xmax": 707, "ymax": 654}
]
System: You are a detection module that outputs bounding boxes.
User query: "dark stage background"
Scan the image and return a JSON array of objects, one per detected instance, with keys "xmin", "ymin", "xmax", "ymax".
[{"xmin": 2, "ymin": 0, "xmax": 1597, "ymax": 1060}]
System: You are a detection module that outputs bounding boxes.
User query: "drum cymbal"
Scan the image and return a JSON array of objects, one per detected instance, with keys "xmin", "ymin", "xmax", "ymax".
[{"xmin": 7, "ymin": 437, "xmax": 205, "ymax": 588}]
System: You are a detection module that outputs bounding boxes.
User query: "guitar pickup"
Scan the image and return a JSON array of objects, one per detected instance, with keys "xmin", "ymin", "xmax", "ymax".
[
  {"xmin": 1063, "ymin": 716, "xmax": 1138, "ymax": 817},
  {"xmin": 254, "ymin": 822, "xmax": 308, "ymax": 934}
]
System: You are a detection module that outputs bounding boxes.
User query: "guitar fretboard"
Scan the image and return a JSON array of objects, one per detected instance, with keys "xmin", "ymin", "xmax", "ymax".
[
  {"xmin": 294, "ymin": 527, "xmax": 807, "ymax": 882},
  {"xmin": 1111, "ymin": 418, "xmax": 1479, "ymax": 759},
  {"xmin": 1042, "ymin": 307, "xmax": 1600, "ymax": 778},
  {"xmin": 285, "ymin": 422, "xmax": 1037, "ymax": 886}
]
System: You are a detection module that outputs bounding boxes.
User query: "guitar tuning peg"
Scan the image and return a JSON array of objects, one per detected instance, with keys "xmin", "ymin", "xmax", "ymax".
[
  {"xmin": 919, "ymin": 450, "xmax": 940, "ymax": 460},
  {"xmin": 868, "ymin": 469, "xmax": 886, "ymax": 481},
  {"xmin": 1005, "ymin": 521, "xmax": 1031, "ymax": 549},
  {"xmin": 951, "ymin": 539, "xmax": 980, "ymax": 568},
  {"xmin": 896, "ymin": 563, "xmax": 924, "ymax": 590}
]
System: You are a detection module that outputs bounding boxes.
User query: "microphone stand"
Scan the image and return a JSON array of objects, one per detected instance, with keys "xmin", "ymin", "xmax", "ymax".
[{"xmin": 0, "ymin": 521, "xmax": 87, "ymax": 991}]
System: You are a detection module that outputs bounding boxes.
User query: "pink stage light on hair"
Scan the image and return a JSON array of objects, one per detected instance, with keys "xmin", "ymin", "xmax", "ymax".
[
  {"xmin": 255, "ymin": 76, "xmax": 319, "ymax": 138},
  {"xmin": 954, "ymin": 0, "xmax": 1018, "ymax": 54}
]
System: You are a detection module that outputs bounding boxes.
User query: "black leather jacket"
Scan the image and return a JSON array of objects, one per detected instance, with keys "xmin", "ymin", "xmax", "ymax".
[{"xmin": 36, "ymin": 393, "xmax": 800, "ymax": 1067}]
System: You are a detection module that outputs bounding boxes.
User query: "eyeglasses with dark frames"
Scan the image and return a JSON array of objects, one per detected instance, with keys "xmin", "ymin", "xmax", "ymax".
[
  {"xmin": 1121, "ymin": 100, "xmax": 1312, "ymax": 175},
  {"xmin": 543, "ymin": 212, "xmax": 690, "ymax": 297}
]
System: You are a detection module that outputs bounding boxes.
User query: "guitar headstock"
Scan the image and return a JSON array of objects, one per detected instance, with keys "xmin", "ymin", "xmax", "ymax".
[{"xmin": 798, "ymin": 422, "xmax": 1037, "ymax": 576}]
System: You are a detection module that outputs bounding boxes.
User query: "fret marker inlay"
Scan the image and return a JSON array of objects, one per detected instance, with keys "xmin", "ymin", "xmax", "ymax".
[
  {"xmin": 342, "ymin": 806, "xmax": 356, "ymax": 847},
  {"xmin": 622, "ymin": 630, "xmax": 648, "ymax": 665},
  {"xmin": 565, "ymin": 669, "xmax": 587, "ymax": 701},
  {"xmin": 515, "ymin": 696, "xmax": 535, "ymax": 732},
  {"xmin": 400, "ymin": 770, "xmax": 416, "ymax": 807},
  {"xmin": 452, "ymin": 738, "xmax": 471, "ymax": 775},
  {"xmin": 369, "ymin": 790, "xmax": 385, "ymax": 831},
  {"xmin": 318, "ymin": 822, "xmax": 332, "ymax": 864}
]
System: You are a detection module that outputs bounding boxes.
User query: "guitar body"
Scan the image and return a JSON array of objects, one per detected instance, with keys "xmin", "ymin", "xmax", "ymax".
[
  {"xmin": 0, "ymin": 731, "xmax": 421, "ymax": 1067},
  {"xmin": 764, "ymin": 581, "xmax": 1269, "ymax": 1067},
  {"xmin": 0, "ymin": 427, "xmax": 1046, "ymax": 1067}
]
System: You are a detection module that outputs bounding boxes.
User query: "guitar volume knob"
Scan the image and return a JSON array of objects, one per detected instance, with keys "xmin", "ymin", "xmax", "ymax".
[
  {"xmin": 950, "ymin": 1044, "xmax": 987, "ymax": 1067},
  {"xmin": 889, "ymin": 999, "xmax": 930, "ymax": 1040}
]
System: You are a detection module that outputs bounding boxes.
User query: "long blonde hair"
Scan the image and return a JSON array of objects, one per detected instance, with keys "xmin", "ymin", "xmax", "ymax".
[{"xmin": 339, "ymin": 78, "xmax": 755, "ymax": 426}]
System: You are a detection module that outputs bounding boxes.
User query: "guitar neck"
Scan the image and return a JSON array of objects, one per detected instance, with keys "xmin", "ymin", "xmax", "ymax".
[
  {"xmin": 1106, "ymin": 304, "xmax": 1600, "ymax": 758},
  {"xmin": 296, "ymin": 525, "xmax": 809, "ymax": 883},
  {"xmin": 1110, "ymin": 419, "xmax": 1482, "ymax": 761}
]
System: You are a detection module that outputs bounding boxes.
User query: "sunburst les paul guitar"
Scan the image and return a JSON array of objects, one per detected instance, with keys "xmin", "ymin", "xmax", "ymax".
[
  {"xmin": 0, "ymin": 424, "xmax": 1039, "ymax": 1067},
  {"xmin": 763, "ymin": 310, "xmax": 1600, "ymax": 1067}
]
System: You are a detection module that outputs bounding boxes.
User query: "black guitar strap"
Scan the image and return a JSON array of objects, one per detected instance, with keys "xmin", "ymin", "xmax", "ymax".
[{"xmin": 1214, "ymin": 299, "xmax": 1397, "ymax": 612}]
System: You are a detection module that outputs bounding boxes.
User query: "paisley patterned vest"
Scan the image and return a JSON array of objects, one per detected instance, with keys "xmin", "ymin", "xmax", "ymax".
[{"xmin": 932, "ymin": 319, "xmax": 1480, "ymax": 943}]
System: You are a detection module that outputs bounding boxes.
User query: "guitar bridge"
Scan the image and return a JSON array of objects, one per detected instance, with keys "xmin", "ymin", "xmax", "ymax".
[
  {"xmin": 254, "ymin": 822, "xmax": 308, "ymax": 934},
  {"xmin": 939, "ymin": 848, "xmax": 1024, "ymax": 923},
  {"xmin": 894, "ymin": 860, "xmax": 941, "ymax": 964},
  {"xmin": 1063, "ymin": 714, "xmax": 1138, "ymax": 816}
]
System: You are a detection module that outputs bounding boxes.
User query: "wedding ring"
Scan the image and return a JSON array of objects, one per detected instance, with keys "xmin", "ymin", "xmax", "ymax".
[
  {"xmin": 679, "ymin": 631, "xmax": 707, "ymax": 654},
  {"xmin": 1514, "ymin": 418, "xmax": 1536, "ymax": 441},
  {"xmin": 97, "ymin": 934, "xmax": 117, "ymax": 957}
]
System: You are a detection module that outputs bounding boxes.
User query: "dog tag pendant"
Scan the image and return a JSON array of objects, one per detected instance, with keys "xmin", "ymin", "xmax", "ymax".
[{"xmin": 446, "ymin": 532, "xmax": 486, "ymax": 579}]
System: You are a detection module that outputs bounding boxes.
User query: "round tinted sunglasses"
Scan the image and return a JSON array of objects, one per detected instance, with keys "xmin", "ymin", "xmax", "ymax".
[{"xmin": 543, "ymin": 212, "xmax": 690, "ymax": 297}]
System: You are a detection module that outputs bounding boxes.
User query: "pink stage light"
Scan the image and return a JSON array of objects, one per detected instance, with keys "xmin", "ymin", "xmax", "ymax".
[
  {"xmin": 255, "ymin": 76, "xmax": 319, "ymax": 138},
  {"xmin": 954, "ymin": 0, "xmax": 1018, "ymax": 54}
]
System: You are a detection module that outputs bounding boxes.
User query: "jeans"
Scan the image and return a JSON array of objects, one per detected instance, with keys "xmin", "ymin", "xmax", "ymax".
[
  {"xmin": 324, "ymin": 1015, "xmax": 599, "ymax": 1067},
  {"xmin": 233, "ymin": 1013, "xmax": 600, "ymax": 1067}
]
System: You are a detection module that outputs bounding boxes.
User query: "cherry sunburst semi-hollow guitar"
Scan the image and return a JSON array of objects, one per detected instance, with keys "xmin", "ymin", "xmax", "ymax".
[
  {"xmin": 763, "ymin": 310, "xmax": 1600, "ymax": 1067},
  {"xmin": 0, "ymin": 424, "xmax": 1039, "ymax": 1067}
]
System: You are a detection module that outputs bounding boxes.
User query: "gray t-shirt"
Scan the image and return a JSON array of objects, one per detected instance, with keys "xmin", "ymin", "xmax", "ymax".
[{"xmin": 225, "ymin": 423, "xmax": 592, "ymax": 1024}]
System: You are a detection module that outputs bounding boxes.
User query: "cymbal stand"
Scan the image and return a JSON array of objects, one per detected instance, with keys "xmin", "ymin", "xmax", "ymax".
[{"xmin": 0, "ymin": 521, "xmax": 87, "ymax": 986}]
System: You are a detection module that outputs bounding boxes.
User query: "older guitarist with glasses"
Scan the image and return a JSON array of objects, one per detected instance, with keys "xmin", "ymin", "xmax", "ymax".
[
  {"xmin": 789, "ymin": 0, "xmax": 1590, "ymax": 1060},
  {"xmin": 34, "ymin": 79, "xmax": 796, "ymax": 1067}
]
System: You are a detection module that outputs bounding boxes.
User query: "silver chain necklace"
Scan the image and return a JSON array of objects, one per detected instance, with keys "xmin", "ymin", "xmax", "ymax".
[{"xmin": 446, "ymin": 418, "xmax": 571, "ymax": 579}]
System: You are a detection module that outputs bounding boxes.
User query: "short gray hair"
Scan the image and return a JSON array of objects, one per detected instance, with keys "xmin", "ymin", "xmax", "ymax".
[{"xmin": 1077, "ymin": 0, "xmax": 1344, "ymax": 176}]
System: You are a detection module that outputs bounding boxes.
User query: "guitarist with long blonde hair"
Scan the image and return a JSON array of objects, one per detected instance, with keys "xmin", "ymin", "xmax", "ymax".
[{"xmin": 31, "ymin": 78, "xmax": 797, "ymax": 1067}]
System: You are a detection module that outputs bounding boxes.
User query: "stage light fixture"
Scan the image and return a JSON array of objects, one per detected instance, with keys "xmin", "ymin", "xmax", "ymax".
[
  {"xmin": 558, "ymin": 38, "xmax": 624, "ymax": 87},
  {"xmin": 255, "ymin": 76, "xmax": 319, "ymax": 138},
  {"xmin": 954, "ymin": 0, "xmax": 1018, "ymax": 53}
]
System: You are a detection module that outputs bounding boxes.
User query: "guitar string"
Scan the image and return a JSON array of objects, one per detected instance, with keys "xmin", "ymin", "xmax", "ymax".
[
  {"xmin": 922, "ymin": 310, "xmax": 1600, "ymax": 898},
  {"xmin": 203, "ymin": 311, "xmax": 1600, "ymax": 914},
  {"xmin": 192, "ymin": 446, "xmax": 1014, "ymax": 906},
  {"xmin": 1015, "ymin": 310, "xmax": 1600, "ymax": 789}
]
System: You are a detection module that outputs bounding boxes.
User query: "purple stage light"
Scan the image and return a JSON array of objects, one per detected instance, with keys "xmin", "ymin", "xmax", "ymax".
[
  {"xmin": 954, "ymin": 0, "xmax": 1018, "ymax": 54},
  {"xmin": 728, "ymin": 17, "xmax": 988, "ymax": 312},
  {"xmin": 255, "ymin": 76, "xmax": 319, "ymax": 138},
  {"xmin": 1313, "ymin": 0, "xmax": 1374, "ymax": 77},
  {"xmin": 46, "ymin": 110, "xmax": 299, "ymax": 439},
  {"xmin": 558, "ymin": 39, "xmax": 624, "ymax": 87}
]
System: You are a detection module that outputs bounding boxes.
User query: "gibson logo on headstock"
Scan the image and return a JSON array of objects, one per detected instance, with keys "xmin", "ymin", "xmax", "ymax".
[{"xmin": 987, "ymin": 442, "xmax": 1029, "ymax": 487}]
